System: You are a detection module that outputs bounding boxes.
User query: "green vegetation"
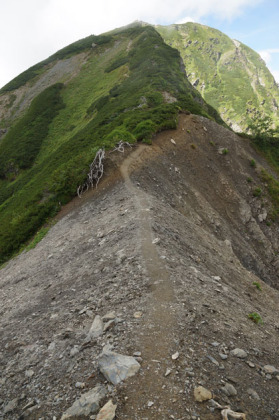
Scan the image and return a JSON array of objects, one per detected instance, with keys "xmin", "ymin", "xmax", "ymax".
[
  {"xmin": 222, "ymin": 148, "xmax": 228, "ymax": 155},
  {"xmin": 252, "ymin": 281, "xmax": 262, "ymax": 291},
  {"xmin": 156, "ymin": 22, "xmax": 279, "ymax": 132},
  {"xmin": 250, "ymin": 159, "xmax": 256, "ymax": 168},
  {"xmin": 253, "ymin": 187, "xmax": 262, "ymax": 197},
  {"xmin": 248, "ymin": 312, "xmax": 263, "ymax": 324},
  {"xmin": 0, "ymin": 83, "xmax": 65, "ymax": 177},
  {"xmin": 0, "ymin": 25, "xmax": 222, "ymax": 264},
  {"xmin": 24, "ymin": 226, "xmax": 51, "ymax": 251},
  {"xmin": 260, "ymin": 169, "xmax": 279, "ymax": 220}
]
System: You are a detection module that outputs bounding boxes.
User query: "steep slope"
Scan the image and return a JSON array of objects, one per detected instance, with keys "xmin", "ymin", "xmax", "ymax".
[
  {"xmin": 1, "ymin": 114, "xmax": 279, "ymax": 419},
  {"xmin": 156, "ymin": 22, "xmax": 279, "ymax": 132},
  {"xmin": 0, "ymin": 24, "xmax": 222, "ymax": 264}
]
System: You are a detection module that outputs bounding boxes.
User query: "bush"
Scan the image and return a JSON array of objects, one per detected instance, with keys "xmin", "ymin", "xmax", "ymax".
[
  {"xmin": 133, "ymin": 119, "xmax": 157, "ymax": 142},
  {"xmin": 248, "ymin": 312, "xmax": 263, "ymax": 324}
]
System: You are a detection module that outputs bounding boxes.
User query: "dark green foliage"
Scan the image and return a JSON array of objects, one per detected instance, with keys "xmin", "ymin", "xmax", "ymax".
[
  {"xmin": 133, "ymin": 120, "xmax": 157, "ymax": 141},
  {"xmin": 0, "ymin": 83, "xmax": 65, "ymax": 177},
  {"xmin": 253, "ymin": 187, "xmax": 262, "ymax": 197},
  {"xmin": 105, "ymin": 56, "xmax": 128, "ymax": 73},
  {"xmin": 104, "ymin": 127, "xmax": 136, "ymax": 144},
  {"xmin": 86, "ymin": 95, "xmax": 110, "ymax": 115},
  {"xmin": 0, "ymin": 35, "xmax": 112, "ymax": 94}
]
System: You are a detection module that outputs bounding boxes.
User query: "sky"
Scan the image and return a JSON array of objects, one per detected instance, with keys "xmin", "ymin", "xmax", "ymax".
[{"xmin": 0, "ymin": 0, "xmax": 279, "ymax": 89}]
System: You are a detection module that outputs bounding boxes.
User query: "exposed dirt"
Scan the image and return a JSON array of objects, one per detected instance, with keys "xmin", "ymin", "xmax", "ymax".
[{"xmin": 1, "ymin": 114, "xmax": 279, "ymax": 420}]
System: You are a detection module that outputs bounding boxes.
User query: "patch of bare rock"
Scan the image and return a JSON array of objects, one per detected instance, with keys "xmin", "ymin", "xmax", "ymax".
[{"xmin": 1, "ymin": 114, "xmax": 279, "ymax": 419}]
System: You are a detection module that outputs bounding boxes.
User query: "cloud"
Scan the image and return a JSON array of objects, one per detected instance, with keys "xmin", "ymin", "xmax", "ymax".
[
  {"xmin": 271, "ymin": 70, "xmax": 279, "ymax": 83},
  {"xmin": 0, "ymin": 0, "xmax": 264, "ymax": 88},
  {"xmin": 259, "ymin": 48, "xmax": 279, "ymax": 64}
]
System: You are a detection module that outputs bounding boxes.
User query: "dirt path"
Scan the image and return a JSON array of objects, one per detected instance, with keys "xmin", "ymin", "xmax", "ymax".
[{"xmin": 117, "ymin": 145, "xmax": 181, "ymax": 418}]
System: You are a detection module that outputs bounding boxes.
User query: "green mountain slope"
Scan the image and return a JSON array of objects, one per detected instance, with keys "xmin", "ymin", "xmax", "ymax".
[
  {"xmin": 0, "ymin": 24, "xmax": 222, "ymax": 264},
  {"xmin": 156, "ymin": 22, "xmax": 279, "ymax": 132}
]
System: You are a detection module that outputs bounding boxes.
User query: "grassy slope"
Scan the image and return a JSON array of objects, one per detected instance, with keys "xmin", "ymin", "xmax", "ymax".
[
  {"xmin": 0, "ymin": 25, "xmax": 222, "ymax": 264},
  {"xmin": 156, "ymin": 22, "xmax": 279, "ymax": 131}
]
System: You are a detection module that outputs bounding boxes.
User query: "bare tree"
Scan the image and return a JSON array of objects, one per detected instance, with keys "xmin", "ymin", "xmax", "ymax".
[{"xmin": 77, "ymin": 148, "xmax": 105, "ymax": 197}]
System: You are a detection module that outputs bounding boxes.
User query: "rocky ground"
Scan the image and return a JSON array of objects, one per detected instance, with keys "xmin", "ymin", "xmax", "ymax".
[{"xmin": 1, "ymin": 114, "xmax": 279, "ymax": 419}]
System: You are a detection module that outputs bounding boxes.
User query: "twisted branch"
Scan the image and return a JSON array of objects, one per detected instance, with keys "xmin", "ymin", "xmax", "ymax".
[
  {"xmin": 110, "ymin": 140, "xmax": 133, "ymax": 153},
  {"xmin": 77, "ymin": 148, "xmax": 105, "ymax": 197},
  {"xmin": 210, "ymin": 400, "xmax": 246, "ymax": 420}
]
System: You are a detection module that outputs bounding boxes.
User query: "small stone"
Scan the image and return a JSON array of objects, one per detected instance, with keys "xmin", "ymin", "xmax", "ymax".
[
  {"xmin": 96, "ymin": 399, "xmax": 117, "ymax": 420},
  {"xmin": 194, "ymin": 386, "xmax": 212, "ymax": 402},
  {"xmin": 247, "ymin": 388, "xmax": 260, "ymax": 400},
  {"xmin": 165, "ymin": 368, "xmax": 172, "ymax": 377},
  {"xmin": 221, "ymin": 383, "xmax": 237, "ymax": 397},
  {"xmin": 170, "ymin": 139, "xmax": 176, "ymax": 145},
  {"xmin": 102, "ymin": 312, "xmax": 116, "ymax": 322},
  {"xmin": 219, "ymin": 353, "xmax": 228, "ymax": 360},
  {"xmin": 133, "ymin": 311, "xmax": 143, "ymax": 319},
  {"xmin": 70, "ymin": 345, "xmax": 80, "ymax": 357},
  {"xmin": 133, "ymin": 351, "xmax": 142, "ymax": 357},
  {"xmin": 25, "ymin": 369, "xmax": 34, "ymax": 378},
  {"xmin": 230, "ymin": 348, "xmax": 247, "ymax": 359},
  {"xmin": 206, "ymin": 355, "xmax": 219, "ymax": 366},
  {"xmin": 263, "ymin": 365, "xmax": 279, "ymax": 375},
  {"xmin": 103, "ymin": 320, "xmax": 115, "ymax": 332},
  {"xmin": 172, "ymin": 352, "xmax": 179, "ymax": 360},
  {"xmin": 247, "ymin": 361, "xmax": 255, "ymax": 368},
  {"xmin": 147, "ymin": 401, "xmax": 154, "ymax": 407},
  {"xmin": 211, "ymin": 342, "xmax": 220, "ymax": 347},
  {"xmin": 48, "ymin": 342, "xmax": 56, "ymax": 351},
  {"xmin": 85, "ymin": 315, "xmax": 104, "ymax": 342},
  {"xmin": 75, "ymin": 382, "xmax": 86, "ymax": 389},
  {"xmin": 152, "ymin": 238, "xmax": 160, "ymax": 244}
]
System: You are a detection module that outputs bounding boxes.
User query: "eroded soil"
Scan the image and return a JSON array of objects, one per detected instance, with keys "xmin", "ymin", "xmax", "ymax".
[{"xmin": 1, "ymin": 114, "xmax": 279, "ymax": 420}]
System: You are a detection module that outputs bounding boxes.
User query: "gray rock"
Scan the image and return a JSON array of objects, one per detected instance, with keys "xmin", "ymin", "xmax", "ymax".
[
  {"xmin": 3, "ymin": 399, "xmax": 18, "ymax": 414},
  {"xmin": 206, "ymin": 355, "xmax": 219, "ymax": 366},
  {"xmin": 230, "ymin": 348, "xmax": 247, "ymax": 359},
  {"xmin": 263, "ymin": 365, "xmax": 279, "ymax": 375},
  {"xmin": 85, "ymin": 315, "xmax": 104, "ymax": 342},
  {"xmin": 219, "ymin": 353, "xmax": 228, "ymax": 360},
  {"xmin": 102, "ymin": 312, "xmax": 116, "ymax": 322},
  {"xmin": 247, "ymin": 388, "xmax": 260, "ymax": 400},
  {"xmin": 98, "ymin": 349, "xmax": 140, "ymax": 385},
  {"xmin": 103, "ymin": 320, "xmax": 115, "ymax": 332},
  {"xmin": 70, "ymin": 345, "xmax": 80, "ymax": 357},
  {"xmin": 96, "ymin": 399, "xmax": 117, "ymax": 420},
  {"xmin": 60, "ymin": 384, "xmax": 106, "ymax": 419},
  {"xmin": 221, "ymin": 383, "xmax": 237, "ymax": 397}
]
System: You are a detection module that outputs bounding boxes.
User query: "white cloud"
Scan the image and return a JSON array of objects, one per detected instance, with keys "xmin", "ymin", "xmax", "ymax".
[
  {"xmin": 0, "ymin": 0, "xmax": 264, "ymax": 88},
  {"xmin": 259, "ymin": 48, "xmax": 279, "ymax": 64},
  {"xmin": 271, "ymin": 70, "xmax": 279, "ymax": 83}
]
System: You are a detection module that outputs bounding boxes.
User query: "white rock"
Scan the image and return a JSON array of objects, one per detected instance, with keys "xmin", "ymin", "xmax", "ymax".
[
  {"xmin": 170, "ymin": 139, "xmax": 176, "ymax": 145},
  {"xmin": 171, "ymin": 352, "xmax": 179, "ymax": 360}
]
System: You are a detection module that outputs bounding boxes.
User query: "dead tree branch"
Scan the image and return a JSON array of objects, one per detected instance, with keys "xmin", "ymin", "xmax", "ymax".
[
  {"xmin": 110, "ymin": 140, "xmax": 133, "ymax": 153},
  {"xmin": 77, "ymin": 148, "xmax": 105, "ymax": 197}
]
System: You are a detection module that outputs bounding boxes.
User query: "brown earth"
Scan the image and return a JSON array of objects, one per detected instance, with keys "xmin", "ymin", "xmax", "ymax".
[{"xmin": 1, "ymin": 114, "xmax": 279, "ymax": 420}]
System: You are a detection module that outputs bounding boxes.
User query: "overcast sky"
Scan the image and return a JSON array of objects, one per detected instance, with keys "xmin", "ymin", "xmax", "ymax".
[{"xmin": 0, "ymin": 0, "xmax": 278, "ymax": 89}]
